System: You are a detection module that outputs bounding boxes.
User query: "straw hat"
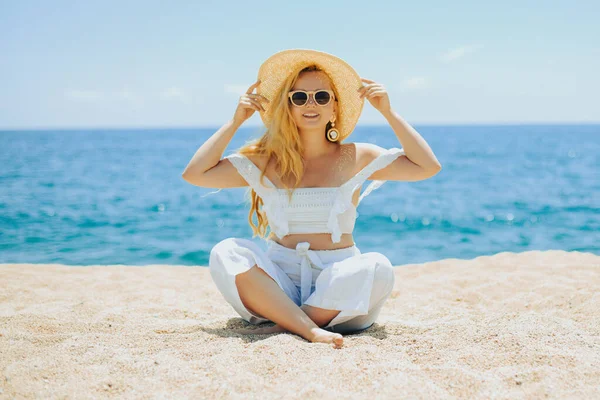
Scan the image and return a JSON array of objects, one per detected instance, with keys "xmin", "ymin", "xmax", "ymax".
[{"xmin": 256, "ymin": 48, "xmax": 364, "ymax": 141}]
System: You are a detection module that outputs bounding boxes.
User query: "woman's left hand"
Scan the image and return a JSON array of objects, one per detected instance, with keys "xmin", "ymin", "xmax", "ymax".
[{"xmin": 359, "ymin": 78, "xmax": 392, "ymax": 115}]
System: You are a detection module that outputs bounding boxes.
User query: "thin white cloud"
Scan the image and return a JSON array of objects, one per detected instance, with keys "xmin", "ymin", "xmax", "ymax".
[
  {"xmin": 64, "ymin": 88, "xmax": 143, "ymax": 106},
  {"xmin": 64, "ymin": 87, "xmax": 202, "ymax": 107},
  {"xmin": 161, "ymin": 86, "xmax": 191, "ymax": 104},
  {"xmin": 224, "ymin": 84, "xmax": 249, "ymax": 96},
  {"xmin": 440, "ymin": 44, "xmax": 483, "ymax": 63},
  {"xmin": 64, "ymin": 89, "xmax": 104, "ymax": 102},
  {"xmin": 114, "ymin": 88, "xmax": 143, "ymax": 106},
  {"xmin": 400, "ymin": 77, "xmax": 431, "ymax": 90}
]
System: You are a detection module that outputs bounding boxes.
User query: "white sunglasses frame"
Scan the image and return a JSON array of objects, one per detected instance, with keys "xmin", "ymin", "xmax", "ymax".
[{"xmin": 287, "ymin": 89, "xmax": 335, "ymax": 107}]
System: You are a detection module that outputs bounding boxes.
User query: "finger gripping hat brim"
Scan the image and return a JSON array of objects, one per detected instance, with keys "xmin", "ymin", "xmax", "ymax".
[{"xmin": 256, "ymin": 49, "xmax": 364, "ymax": 141}]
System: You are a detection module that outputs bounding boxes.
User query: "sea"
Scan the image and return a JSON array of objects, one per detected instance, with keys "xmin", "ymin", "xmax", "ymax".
[{"xmin": 1, "ymin": 124, "xmax": 598, "ymax": 267}]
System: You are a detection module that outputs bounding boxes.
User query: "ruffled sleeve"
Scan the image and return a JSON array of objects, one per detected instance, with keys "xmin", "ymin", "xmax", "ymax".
[
  {"xmin": 225, "ymin": 153, "xmax": 289, "ymax": 239},
  {"xmin": 225, "ymin": 153, "xmax": 276, "ymax": 199},
  {"xmin": 327, "ymin": 184, "xmax": 356, "ymax": 243},
  {"xmin": 326, "ymin": 146, "xmax": 405, "ymax": 243},
  {"xmin": 352, "ymin": 147, "xmax": 405, "ymax": 205},
  {"xmin": 261, "ymin": 194, "xmax": 289, "ymax": 239}
]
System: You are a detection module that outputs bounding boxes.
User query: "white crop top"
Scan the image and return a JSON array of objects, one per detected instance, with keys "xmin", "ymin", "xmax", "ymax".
[{"xmin": 225, "ymin": 146, "xmax": 405, "ymax": 243}]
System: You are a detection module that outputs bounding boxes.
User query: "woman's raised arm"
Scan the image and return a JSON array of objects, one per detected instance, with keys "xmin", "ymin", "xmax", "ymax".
[{"xmin": 181, "ymin": 80, "xmax": 268, "ymax": 188}]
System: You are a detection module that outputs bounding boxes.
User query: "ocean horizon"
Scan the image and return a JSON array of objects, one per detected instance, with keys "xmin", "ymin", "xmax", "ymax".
[{"xmin": 1, "ymin": 123, "xmax": 598, "ymax": 266}]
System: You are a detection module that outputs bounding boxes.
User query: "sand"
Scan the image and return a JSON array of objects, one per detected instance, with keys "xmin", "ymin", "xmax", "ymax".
[{"xmin": 1, "ymin": 250, "xmax": 599, "ymax": 399}]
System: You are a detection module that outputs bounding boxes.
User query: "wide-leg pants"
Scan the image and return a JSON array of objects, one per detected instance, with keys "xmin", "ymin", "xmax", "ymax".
[{"xmin": 208, "ymin": 237, "xmax": 395, "ymax": 334}]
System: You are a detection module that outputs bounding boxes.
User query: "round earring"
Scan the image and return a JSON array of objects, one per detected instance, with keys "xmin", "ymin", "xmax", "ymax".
[{"xmin": 326, "ymin": 119, "xmax": 339, "ymax": 142}]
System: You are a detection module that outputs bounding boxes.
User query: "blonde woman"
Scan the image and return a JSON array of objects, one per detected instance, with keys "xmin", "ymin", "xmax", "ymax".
[{"xmin": 182, "ymin": 49, "xmax": 441, "ymax": 349}]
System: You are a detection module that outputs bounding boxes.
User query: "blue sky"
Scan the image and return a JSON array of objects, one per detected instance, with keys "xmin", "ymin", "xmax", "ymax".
[{"xmin": 1, "ymin": 0, "xmax": 599, "ymax": 129}]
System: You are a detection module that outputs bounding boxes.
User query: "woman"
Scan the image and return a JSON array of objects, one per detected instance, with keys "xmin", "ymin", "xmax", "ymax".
[{"xmin": 182, "ymin": 49, "xmax": 442, "ymax": 349}]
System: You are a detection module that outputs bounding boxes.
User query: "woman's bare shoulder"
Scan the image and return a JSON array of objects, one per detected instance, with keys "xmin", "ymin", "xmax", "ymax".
[
  {"xmin": 243, "ymin": 153, "xmax": 269, "ymax": 170},
  {"xmin": 343, "ymin": 142, "xmax": 386, "ymax": 170},
  {"xmin": 244, "ymin": 153, "xmax": 281, "ymax": 185}
]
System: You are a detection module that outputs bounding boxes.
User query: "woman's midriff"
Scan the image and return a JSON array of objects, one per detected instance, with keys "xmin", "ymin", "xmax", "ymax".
[{"xmin": 271, "ymin": 233, "xmax": 355, "ymax": 251}]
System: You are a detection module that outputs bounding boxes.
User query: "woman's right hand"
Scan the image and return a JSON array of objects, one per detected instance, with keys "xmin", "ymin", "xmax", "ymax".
[{"xmin": 232, "ymin": 79, "xmax": 269, "ymax": 125}]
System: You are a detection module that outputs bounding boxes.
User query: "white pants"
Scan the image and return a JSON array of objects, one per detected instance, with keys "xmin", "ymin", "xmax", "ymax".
[{"xmin": 209, "ymin": 237, "xmax": 395, "ymax": 334}]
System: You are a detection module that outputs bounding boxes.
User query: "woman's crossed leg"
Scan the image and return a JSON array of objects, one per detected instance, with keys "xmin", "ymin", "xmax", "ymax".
[{"xmin": 234, "ymin": 264, "xmax": 344, "ymax": 348}]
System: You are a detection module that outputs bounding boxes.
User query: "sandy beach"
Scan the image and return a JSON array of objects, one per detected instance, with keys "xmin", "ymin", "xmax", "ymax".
[{"xmin": 1, "ymin": 250, "xmax": 598, "ymax": 399}]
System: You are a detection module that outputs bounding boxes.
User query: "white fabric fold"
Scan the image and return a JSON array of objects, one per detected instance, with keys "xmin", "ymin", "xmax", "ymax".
[{"xmin": 295, "ymin": 241, "xmax": 325, "ymax": 304}]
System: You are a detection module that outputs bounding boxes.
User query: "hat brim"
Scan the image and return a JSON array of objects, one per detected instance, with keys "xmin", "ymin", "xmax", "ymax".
[{"xmin": 256, "ymin": 49, "xmax": 364, "ymax": 141}]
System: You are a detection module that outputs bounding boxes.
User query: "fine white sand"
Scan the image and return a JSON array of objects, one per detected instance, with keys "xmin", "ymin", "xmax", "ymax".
[{"xmin": 1, "ymin": 250, "xmax": 599, "ymax": 399}]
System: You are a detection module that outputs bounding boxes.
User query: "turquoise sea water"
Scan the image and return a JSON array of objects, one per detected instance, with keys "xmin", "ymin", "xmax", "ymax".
[{"xmin": 1, "ymin": 124, "xmax": 598, "ymax": 266}]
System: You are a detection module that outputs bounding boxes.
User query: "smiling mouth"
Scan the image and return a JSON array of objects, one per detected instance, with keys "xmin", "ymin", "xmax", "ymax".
[{"xmin": 303, "ymin": 113, "xmax": 319, "ymax": 118}]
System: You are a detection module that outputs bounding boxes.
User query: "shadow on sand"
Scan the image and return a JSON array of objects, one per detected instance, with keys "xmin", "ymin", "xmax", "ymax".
[{"xmin": 198, "ymin": 318, "xmax": 390, "ymax": 343}]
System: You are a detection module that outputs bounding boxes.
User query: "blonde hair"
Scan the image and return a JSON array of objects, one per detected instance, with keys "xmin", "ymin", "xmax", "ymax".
[{"xmin": 236, "ymin": 65, "xmax": 341, "ymax": 239}]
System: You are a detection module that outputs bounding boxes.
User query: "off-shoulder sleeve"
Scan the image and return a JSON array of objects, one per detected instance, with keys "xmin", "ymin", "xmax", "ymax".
[
  {"xmin": 344, "ymin": 147, "xmax": 405, "ymax": 205},
  {"xmin": 225, "ymin": 153, "xmax": 276, "ymax": 199},
  {"xmin": 225, "ymin": 153, "xmax": 288, "ymax": 238}
]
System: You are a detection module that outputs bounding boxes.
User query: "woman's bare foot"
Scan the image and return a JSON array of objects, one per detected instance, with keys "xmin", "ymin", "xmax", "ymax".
[
  {"xmin": 308, "ymin": 327, "xmax": 344, "ymax": 349},
  {"xmin": 236, "ymin": 325, "xmax": 343, "ymax": 348}
]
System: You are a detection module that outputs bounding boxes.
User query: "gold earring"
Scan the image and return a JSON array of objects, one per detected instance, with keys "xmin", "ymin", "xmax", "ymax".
[{"xmin": 326, "ymin": 118, "xmax": 339, "ymax": 142}]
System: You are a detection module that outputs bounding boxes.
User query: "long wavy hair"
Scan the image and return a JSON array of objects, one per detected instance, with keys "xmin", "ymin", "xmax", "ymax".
[{"xmin": 236, "ymin": 64, "xmax": 341, "ymax": 240}]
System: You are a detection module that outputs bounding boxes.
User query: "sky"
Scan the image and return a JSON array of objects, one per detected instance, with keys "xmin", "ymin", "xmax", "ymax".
[{"xmin": 1, "ymin": 0, "xmax": 599, "ymax": 129}]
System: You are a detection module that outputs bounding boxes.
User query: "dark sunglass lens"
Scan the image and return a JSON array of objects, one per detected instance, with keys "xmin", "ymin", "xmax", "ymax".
[
  {"xmin": 291, "ymin": 92, "xmax": 308, "ymax": 106},
  {"xmin": 315, "ymin": 91, "xmax": 331, "ymax": 105}
]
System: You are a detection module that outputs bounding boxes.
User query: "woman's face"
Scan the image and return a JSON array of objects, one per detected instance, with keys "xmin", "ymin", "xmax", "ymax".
[{"xmin": 289, "ymin": 71, "xmax": 337, "ymax": 134}]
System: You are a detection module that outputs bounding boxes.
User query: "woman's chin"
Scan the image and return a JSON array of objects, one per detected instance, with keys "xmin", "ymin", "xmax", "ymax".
[{"xmin": 298, "ymin": 124, "xmax": 326, "ymax": 132}]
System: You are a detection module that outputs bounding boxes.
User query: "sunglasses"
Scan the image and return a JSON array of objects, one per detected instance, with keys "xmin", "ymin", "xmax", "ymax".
[{"xmin": 288, "ymin": 89, "xmax": 335, "ymax": 107}]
